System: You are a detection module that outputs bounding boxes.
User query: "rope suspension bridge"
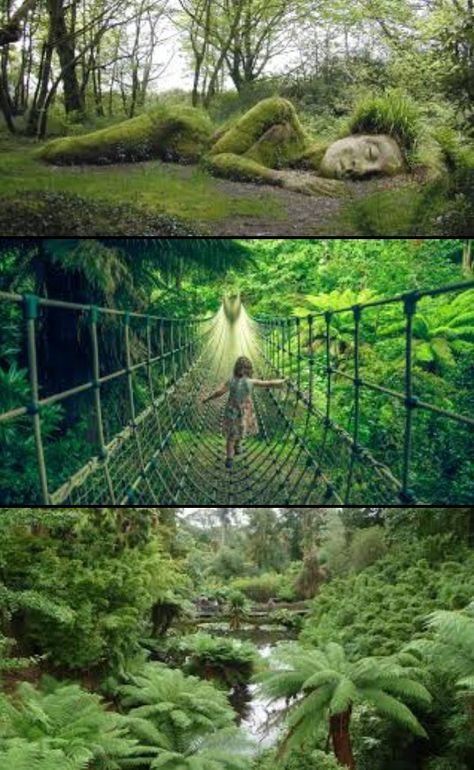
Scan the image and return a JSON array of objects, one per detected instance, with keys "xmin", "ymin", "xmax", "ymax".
[{"xmin": 1, "ymin": 282, "xmax": 473, "ymax": 506}]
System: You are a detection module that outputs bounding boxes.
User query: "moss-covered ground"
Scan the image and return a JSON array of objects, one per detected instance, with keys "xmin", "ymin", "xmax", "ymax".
[
  {"xmin": 0, "ymin": 135, "xmax": 285, "ymax": 229},
  {"xmin": 0, "ymin": 133, "xmax": 442, "ymax": 235}
]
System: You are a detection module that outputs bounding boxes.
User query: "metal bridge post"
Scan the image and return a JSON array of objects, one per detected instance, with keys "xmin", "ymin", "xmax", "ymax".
[
  {"xmin": 89, "ymin": 306, "xmax": 115, "ymax": 502},
  {"xmin": 170, "ymin": 321, "xmax": 176, "ymax": 384},
  {"xmin": 23, "ymin": 294, "xmax": 49, "ymax": 504},
  {"xmin": 296, "ymin": 317, "xmax": 301, "ymax": 394},
  {"xmin": 159, "ymin": 319, "xmax": 166, "ymax": 383},
  {"xmin": 123, "ymin": 313, "xmax": 136, "ymax": 422},
  {"xmin": 345, "ymin": 304, "xmax": 362, "ymax": 502},
  {"xmin": 308, "ymin": 315, "xmax": 314, "ymax": 408},
  {"xmin": 401, "ymin": 292, "xmax": 419, "ymax": 503},
  {"xmin": 324, "ymin": 311, "xmax": 333, "ymax": 428}
]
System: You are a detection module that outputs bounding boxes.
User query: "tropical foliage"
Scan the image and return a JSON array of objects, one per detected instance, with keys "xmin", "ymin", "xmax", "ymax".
[{"xmin": 0, "ymin": 508, "xmax": 473, "ymax": 770}]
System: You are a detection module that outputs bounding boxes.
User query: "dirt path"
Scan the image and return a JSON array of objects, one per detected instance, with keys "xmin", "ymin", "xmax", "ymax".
[
  {"xmin": 86, "ymin": 160, "xmax": 415, "ymax": 235},
  {"xmin": 209, "ymin": 173, "xmax": 419, "ymax": 235}
]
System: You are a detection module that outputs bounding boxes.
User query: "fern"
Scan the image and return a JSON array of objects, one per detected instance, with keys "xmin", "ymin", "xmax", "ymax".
[
  {"xmin": 119, "ymin": 664, "xmax": 251, "ymax": 770},
  {"xmin": 0, "ymin": 680, "xmax": 146, "ymax": 768},
  {"xmin": 258, "ymin": 641, "xmax": 431, "ymax": 762}
]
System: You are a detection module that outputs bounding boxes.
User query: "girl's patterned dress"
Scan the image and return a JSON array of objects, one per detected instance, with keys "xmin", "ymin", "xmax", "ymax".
[{"xmin": 222, "ymin": 377, "xmax": 259, "ymax": 440}]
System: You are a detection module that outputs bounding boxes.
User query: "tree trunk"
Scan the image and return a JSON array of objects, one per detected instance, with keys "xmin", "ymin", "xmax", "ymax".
[
  {"xmin": 25, "ymin": 36, "xmax": 53, "ymax": 136},
  {"xmin": 462, "ymin": 239, "xmax": 473, "ymax": 274},
  {"xmin": 47, "ymin": 0, "xmax": 84, "ymax": 115},
  {"xmin": 329, "ymin": 708, "xmax": 355, "ymax": 769},
  {"xmin": 0, "ymin": 75, "xmax": 15, "ymax": 131}
]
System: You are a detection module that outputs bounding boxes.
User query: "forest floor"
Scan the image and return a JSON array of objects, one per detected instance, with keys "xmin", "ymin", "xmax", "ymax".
[{"xmin": 0, "ymin": 134, "xmax": 434, "ymax": 235}]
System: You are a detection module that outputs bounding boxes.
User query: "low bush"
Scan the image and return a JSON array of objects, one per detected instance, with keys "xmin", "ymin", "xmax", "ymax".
[
  {"xmin": 255, "ymin": 748, "xmax": 342, "ymax": 770},
  {"xmin": 181, "ymin": 632, "xmax": 257, "ymax": 687},
  {"xmin": 301, "ymin": 536, "xmax": 474, "ymax": 657},
  {"xmin": 230, "ymin": 573, "xmax": 284, "ymax": 602},
  {"xmin": 268, "ymin": 608, "xmax": 304, "ymax": 632}
]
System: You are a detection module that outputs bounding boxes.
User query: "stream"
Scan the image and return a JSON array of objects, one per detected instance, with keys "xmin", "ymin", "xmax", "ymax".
[{"xmin": 198, "ymin": 621, "xmax": 294, "ymax": 750}]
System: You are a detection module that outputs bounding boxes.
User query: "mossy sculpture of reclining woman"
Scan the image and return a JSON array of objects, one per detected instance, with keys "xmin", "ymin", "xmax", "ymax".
[{"xmin": 38, "ymin": 97, "xmax": 405, "ymax": 196}]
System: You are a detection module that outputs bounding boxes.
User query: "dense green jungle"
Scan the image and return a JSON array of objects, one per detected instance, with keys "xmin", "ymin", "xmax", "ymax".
[
  {"xmin": 0, "ymin": 238, "xmax": 473, "ymax": 505},
  {"xmin": 1, "ymin": 0, "xmax": 474, "ymax": 235},
  {"xmin": 0, "ymin": 507, "xmax": 473, "ymax": 770}
]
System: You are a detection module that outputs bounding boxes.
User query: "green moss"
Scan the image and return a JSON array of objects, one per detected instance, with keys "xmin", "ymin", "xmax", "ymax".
[
  {"xmin": 204, "ymin": 153, "xmax": 279, "ymax": 185},
  {"xmin": 210, "ymin": 97, "xmax": 309, "ymax": 167},
  {"xmin": 335, "ymin": 184, "xmax": 445, "ymax": 236},
  {"xmin": 0, "ymin": 192, "xmax": 201, "ymax": 235},
  {"xmin": 38, "ymin": 106, "xmax": 213, "ymax": 166},
  {"xmin": 293, "ymin": 141, "xmax": 329, "ymax": 171}
]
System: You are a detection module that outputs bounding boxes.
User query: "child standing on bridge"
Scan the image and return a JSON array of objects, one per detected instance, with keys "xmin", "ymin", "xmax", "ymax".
[{"xmin": 202, "ymin": 355, "xmax": 286, "ymax": 469}]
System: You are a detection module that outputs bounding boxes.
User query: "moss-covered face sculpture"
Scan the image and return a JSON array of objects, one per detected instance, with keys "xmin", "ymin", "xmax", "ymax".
[
  {"xmin": 319, "ymin": 135, "xmax": 404, "ymax": 179},
  {"xmin": 38, "ymin": 97, "xmax": 404, "ymax": 197}
]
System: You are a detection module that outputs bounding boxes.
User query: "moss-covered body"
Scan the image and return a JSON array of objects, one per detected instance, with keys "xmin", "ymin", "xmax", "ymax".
[
  {"xmin": 39, "ymin": 106, "xmax": 213, "ymax": 165},
  {"xmin": 36, "ymin": 95, "xmax": 404, "ymax": 198},
  {"xmin": 210, "ymin": 97, "xmax": 309, "ymax": 168},
  {"xmin": 206, "ymin": 97, "xmax": 345, "ymax": 196}
]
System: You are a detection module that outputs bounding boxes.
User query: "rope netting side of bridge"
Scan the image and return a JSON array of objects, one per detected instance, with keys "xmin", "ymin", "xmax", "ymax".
[{"xmin": 0, "ymin": 281, "xmax": 473, "ymax": 505}]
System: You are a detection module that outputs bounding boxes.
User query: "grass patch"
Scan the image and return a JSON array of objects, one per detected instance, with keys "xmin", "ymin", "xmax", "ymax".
[
  {"xmin": 332, "ymin": 184, "xmax": 446, "ymax": 236},
  {"xmin": 0, "ymin": 135, "xmax": 285, "ymax": 227},
  {"xmin": 0, "ymin": 192, "xmax": 202, "ymax": 235}
]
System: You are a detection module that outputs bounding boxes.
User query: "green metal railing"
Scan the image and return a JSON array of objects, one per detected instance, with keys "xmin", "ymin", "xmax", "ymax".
[
  {"xmin": 256, "ymin": 280, "xmax": 474, "ymax": 504},
  {"xmin": 1, "ymin": 280, "xmax": 473, "ymax": 505},
  {"xmin": 0, "ymin": 290, "xmax": 212, "ymax": 504}
]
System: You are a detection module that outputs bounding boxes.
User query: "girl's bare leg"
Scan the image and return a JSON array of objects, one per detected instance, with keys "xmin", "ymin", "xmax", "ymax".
[{"xmin": 226, "ymin": 438, "xmax": 235, "ymax": 459}]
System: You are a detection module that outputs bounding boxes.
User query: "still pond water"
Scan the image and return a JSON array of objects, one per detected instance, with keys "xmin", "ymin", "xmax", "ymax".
[{"xmin": 198, "ymin": 622, "xmax": 294, "ymax": 750}]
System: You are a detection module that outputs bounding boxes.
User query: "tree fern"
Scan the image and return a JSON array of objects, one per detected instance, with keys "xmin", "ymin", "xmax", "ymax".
[
  {"xmin": 0, "ymin": 742, "xmax": 84, "ymax": 770},
  {"xmin": 120, "ymin": 664, "xmax": 234, "ymax": 742},
  {"xmin": 120, "ymin": 664, "xmax": 251, "ymax": 770},
  {"xmin": 410, "ymin": 603, "xmax": 474, "ymax": 693},
  {"xmin": 258, "ymin": 641, "xmax": 431, "ymax": 766}
]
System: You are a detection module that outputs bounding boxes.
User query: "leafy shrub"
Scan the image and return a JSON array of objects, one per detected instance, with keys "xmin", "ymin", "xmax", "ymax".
[
  {"xmin": 0, "ymin": 510, "xmax": 189, "ymax": 674},
  {"xmin": 348, "ymin": 526, "xmax": 387, "ymax": 572},
  {"xmin": 344, "ymin": 89, "xmax": 420, "ymax": 157},
  {"xmin": 229, "ymin": 573, "xmax": 284, "ymax": 602},
  {"xmin": 268, "ymin": 608, "xmax": 304, "ymax": 632},
  {"xmin": 432, "ymin": 126, "xmax": 474, "ymax": 172},
  {"xmin": 255, "ymin": 747, "xmax": 342, "ymax": 770},
  {"xmin": 208, "ymin": 547, "xmax": 248, "ymax": 580},
  {"xmin": 181, "ymin": 632, "xmax": 257, "ymax": 686},
  {"xmin": 301, "ymin": 537, "xmax": 474, "ymax": 658}
]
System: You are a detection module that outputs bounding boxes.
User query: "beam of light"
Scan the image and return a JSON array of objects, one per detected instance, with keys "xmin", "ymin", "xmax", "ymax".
[{"xmin": 202, "ymin": 294, "xmax": 261, "ymax": 384}]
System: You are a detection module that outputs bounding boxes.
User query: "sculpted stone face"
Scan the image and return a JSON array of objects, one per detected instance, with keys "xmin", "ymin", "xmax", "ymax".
[{"xmin": 320, "ymin": 134, "xmax": 404, "ymax": 179}]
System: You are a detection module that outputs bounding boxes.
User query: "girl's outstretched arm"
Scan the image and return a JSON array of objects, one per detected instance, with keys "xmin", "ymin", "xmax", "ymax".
[
  {"xmin": 202, "ymin": 383, "xmax": 228, "ymax": 403},
  {"xmin": 252, "ymin": 378, "xmax": 287, "ymax": 388}
]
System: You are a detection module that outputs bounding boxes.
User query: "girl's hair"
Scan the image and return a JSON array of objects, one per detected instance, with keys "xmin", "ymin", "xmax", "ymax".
[{"xmin": 234, "ymin": 356, "xmax": 253, "ymax": 378}]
